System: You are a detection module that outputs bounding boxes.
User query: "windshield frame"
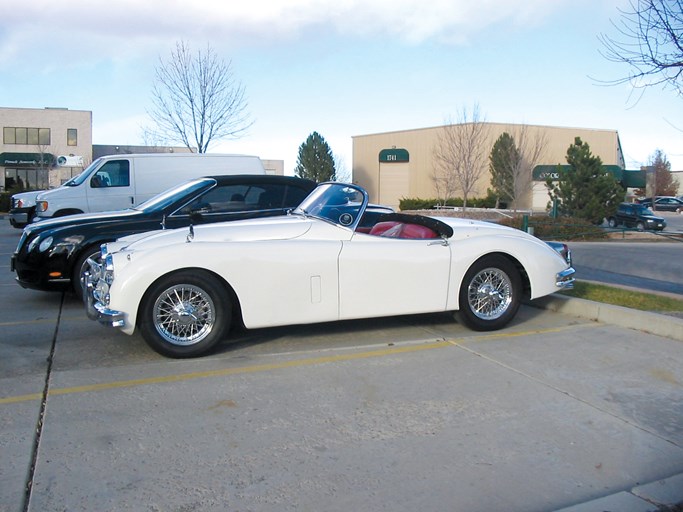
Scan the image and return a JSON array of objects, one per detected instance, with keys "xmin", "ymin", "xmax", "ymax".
[
  {"xmin": 134, "ymin": 178, "xmax": 216, "ymax": 213},
  {"xmin": 293, "ymin": 182, "xmax": 369, "ymax": 231}
]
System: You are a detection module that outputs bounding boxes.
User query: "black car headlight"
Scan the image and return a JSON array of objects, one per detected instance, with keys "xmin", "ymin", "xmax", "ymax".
[{"xmin": 28, "ymin": 236, "xmax": 54, "ymax": 253}]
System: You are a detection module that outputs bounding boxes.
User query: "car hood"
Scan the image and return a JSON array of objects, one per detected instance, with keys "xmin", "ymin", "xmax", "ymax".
[
  {"xmin": 27, "ymin": 209, "xmax": 142, "ymax": 233},
  {"xmin": 118, "ymin": 215, "xmax": 312, "ymax": 252}
]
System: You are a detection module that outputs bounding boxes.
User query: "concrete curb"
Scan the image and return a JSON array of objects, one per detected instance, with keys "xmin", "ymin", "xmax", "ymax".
[
  {"xmin": 532, "ymin": 293, "xmax": 683, "ymax": 342},
  {"xmin": 553, "ymin": 473, "xmax": 683, "ymax": 511}
]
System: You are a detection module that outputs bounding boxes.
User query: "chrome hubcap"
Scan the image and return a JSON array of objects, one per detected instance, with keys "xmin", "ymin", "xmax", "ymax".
[
  {"xmin": 153, "ymin": 284, "xmax": 215, "ymax": 346},
  {"xmin": 467, "ymin": 267, "xmax": 513, "ymax": 320}
]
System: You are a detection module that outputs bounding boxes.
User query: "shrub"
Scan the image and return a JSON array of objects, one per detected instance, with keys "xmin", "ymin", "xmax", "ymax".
[
  {"xmin": 0, "ymin": 192, "xmax": 11, "ymax": 213},
  {"xmin": 498, "ymin": 215, "xmax": 608, "ymax": 240}
]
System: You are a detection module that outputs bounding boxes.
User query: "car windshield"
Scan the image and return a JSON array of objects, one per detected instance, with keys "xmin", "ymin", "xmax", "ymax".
[
  {"xmin": 134, "ymin": 178, "xmax": 215, "ymax": 212},
  {"xmin": 293, "ymin": 182, "xmax": 368, "ymax": 229},
  {"xmin": 65, "ymin": 159, "xmax": 103, "ymax": 186},
  {"xmin": 636, "ymin": 205, "xmax": 655, "ymax": 215}
]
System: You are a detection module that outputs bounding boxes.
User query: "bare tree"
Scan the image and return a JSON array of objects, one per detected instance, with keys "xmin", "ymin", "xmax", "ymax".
[
  {"xmin": 148, "ymin": 41, "xmax": 252, "ymax": 153},
  {"xmin": 507, "ymin": 125, "xmax": 547, "ymax": 210},
  {"xmin": 599, "ymin": 0, "xmax": 683, "ymax": 95},
  {"xmin": 333, "ymin": 152, "xmax": 351, "ymax": 183},
  {"xmin": 432, "ymin": 105, "xmax": 489, "ymax": 209}
]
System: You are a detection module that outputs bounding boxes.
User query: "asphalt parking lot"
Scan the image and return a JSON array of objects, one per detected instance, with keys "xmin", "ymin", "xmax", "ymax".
[{"xmin": 2, "ymin": 219, "xmax": 683, "ymax": 512}]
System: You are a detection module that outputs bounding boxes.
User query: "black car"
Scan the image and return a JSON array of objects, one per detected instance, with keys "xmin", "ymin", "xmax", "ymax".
[
  {"xmin": 11, "ymin": 174, "xmax": 316, "ymax": 298},
  {"xmin": 639, "ymin": 196, "xmax": 683, "ymax": 212},
  {"xmin": 606, "ymin": 202, "xmax": 666, "ymax": 231}
]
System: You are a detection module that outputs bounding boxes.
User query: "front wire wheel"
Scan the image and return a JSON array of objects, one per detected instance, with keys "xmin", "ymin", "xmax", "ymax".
[
  {"xmin": 456, "ymin": 255, "xmax": 522, "ymax": 331},
  {"xmin": 153, "ymin": 284, "xmax": 215, "ymax": 345},
  {"xmin": 139, "ymin": 271, "xmax": 231, "ymax": 358}
]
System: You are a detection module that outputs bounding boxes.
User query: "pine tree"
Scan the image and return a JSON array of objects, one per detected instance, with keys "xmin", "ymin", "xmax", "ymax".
[
  {"xmin": 546, "ymin": 137, "xmax": 624, "ymax": 224},
  {"xmin": 294, "ymin": 132, "xmax": 336, "ymax": 182},
  {"xmin": 489, "ymin": 132, "xmax": 519, "ymax": 207}
]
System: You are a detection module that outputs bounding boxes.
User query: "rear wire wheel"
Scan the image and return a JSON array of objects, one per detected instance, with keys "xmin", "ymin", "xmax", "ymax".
[
  {"xmin": 139, "ymin": 270, "xmax": 231, "ymax": 358},
  {"xmin": 456, "ymin": 255, "xmax": 522, "ymax": 331}
]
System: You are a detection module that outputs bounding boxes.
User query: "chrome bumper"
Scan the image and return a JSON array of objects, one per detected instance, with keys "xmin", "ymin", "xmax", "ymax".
[
  {"xmin": 556, "ymin": 267, "xmax": 576, "ymax": 290},
  {"xmin": 83, "ymin": 270, "xmax": 125, "ymax": 327}
]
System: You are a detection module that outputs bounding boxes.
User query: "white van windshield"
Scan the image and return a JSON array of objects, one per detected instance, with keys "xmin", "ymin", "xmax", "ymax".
[{"xmin": 66, "ymin": 158, "xmax": 103, "ymax": 186}]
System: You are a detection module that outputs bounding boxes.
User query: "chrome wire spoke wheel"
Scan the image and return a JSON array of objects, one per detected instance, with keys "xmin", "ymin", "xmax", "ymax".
[
  {"xmin": 153, "ymin": 284, "xmax": 216, "ymax": 346},
  {"xmin": 466, "ymin": 267, "xmax": 513, "ymax": 321}
]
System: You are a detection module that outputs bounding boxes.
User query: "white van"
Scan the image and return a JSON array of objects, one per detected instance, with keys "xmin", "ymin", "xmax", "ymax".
[{"xmin": 29, "ymin": 153, "xmax": 265, "ymax": 221}]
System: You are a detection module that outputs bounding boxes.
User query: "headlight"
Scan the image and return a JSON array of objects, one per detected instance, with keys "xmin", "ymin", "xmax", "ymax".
[
  {"xmin": 39, "ymin": 236, "xmax": 54, "ymax": 252},
  {"xmin": 36, "ymin": 201, "xmax": 48, "ymax": 213},
  {"xmin": 28, "ymin": 236, "xmax": 54, "ymax": 253}
]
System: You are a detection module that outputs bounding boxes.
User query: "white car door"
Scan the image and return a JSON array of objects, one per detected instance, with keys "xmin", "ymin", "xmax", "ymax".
[
  {"xmin": 86, "ymin": 159, "xmax": 136, "ymax": 212},
  {"xmin": 337, "ymin": 234, "xmax": 451, "ymax": 320}
]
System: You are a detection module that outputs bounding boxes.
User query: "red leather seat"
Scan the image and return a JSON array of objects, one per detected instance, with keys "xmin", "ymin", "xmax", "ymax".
[
  {"xmin": 369, "ymin": 221, "xmax": 438, "ymax": 239},
  {"xmin": 369, "ymin": 221, "xmax": 401, "ymax": 236}
]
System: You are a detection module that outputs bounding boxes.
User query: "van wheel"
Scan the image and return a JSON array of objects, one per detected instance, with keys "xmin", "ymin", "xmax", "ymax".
[
  {"xmin": 139, "ymin": 271, "xmax": 231, "ymax": 358},
  {"xmin": 54, "ymin": 209, "xmax": 83, "ymax": 218},
  {"xmin": 607, "ymin": 217, "xmax": 618, "ymax": 228},
  {"xmin": 636, "ymin": 221, "xmax": 645, "ymax": 231}
]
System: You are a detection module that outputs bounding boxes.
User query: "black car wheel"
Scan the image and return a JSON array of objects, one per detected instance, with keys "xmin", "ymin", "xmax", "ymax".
[
  {"xmin": 139, "ymin": 270, "xmax": 231, "ymax": 358},
  {"xmin": 72, "ymin": 246, "xmax": 103, "ymax": 301},
  {"xmin": 455, "ymin": 255, "xmax": 522, "ymax": 331},
  {"xmin": 607, "ymin": 217, "xmax": 618, "ymax": 228},
  {"xmin": 636, "ymin": 221, "xmax": 645, "ymax": 231}
]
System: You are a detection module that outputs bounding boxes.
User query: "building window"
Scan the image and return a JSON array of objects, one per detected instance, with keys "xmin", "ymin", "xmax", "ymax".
[
  {"xmin": 2, "ymin": 127, "xmax": 51, "ymax": 146},
  {"xmin": 3, "ymin": 127, "xmax": 15, "ymax": 144},
  {"xmin": 67, "ymin": 128, "xmax": 77, "ymax": 146}
]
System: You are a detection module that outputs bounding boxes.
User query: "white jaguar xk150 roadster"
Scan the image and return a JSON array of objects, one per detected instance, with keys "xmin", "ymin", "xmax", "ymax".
[{"xmin": 84, "ymin": 182, "xmax": 575, "ymax": 358}]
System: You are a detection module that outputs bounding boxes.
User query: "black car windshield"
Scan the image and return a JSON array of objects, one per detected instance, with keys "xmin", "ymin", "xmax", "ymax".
[
  {"xmin": 134, "ymin": 178, "xmax": 215, "ymax": 212},
  {"xmin": 635, "ymin": 205, "xmax": 655, "ymax": 215},
  {"xmin": 294, "ymin": 182, "xmax": 368, "ymax": 229}
]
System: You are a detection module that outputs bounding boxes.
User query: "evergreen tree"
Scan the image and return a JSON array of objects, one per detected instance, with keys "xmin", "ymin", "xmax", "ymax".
[
  {"xmin": 489, "ymin": 132, "xmax": 519, "ymax": 207},
  {"xmin": 546, "ymin": 137, "xmax": 624, "ymax": 224},
  {"xmin": 294, "ymin": 132, "xmax": 336, "ymax": 182}
]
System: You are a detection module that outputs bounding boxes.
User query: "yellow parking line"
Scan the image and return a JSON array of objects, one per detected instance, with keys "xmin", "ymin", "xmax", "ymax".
[
  {"xmin": 0, "ymin": 323, "xmax": 599, "ymax": 405},
  {"xmin": 0, "ymin": 341, "xmax": 451, "ymax": 405}
]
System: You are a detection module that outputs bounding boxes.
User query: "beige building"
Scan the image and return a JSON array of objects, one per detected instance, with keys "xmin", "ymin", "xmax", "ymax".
[
  {"xmin": 1, "ymin": 107, "xmax": 93, "ymax": 190},
  {"xmin": 352, "ymin": 123, "xmax": 627, "ymax": 211},
  {"xmin": 2, "ymin": 106, "xmax": 283, "ymax": 192}
]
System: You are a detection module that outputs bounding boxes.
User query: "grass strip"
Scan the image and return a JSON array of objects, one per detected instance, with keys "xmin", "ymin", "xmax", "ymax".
[{"xmin": 560, "ymin": 281, "xmax": 683, "ymax": 313}]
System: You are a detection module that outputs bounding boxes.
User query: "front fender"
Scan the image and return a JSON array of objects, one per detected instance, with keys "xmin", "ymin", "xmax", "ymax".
[{"xmin": 446, "ymin": 234, "xmax": 570, "ymax": 310}]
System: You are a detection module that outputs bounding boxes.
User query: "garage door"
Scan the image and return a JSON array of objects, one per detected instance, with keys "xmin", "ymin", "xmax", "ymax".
[{"xmin": 379, "ymin": 163, "xmax": 409, "ymax": 209}]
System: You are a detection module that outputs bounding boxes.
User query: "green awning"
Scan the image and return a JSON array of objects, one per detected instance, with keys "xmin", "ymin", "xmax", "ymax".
[
  {"xmin": 379, "ymin": 148, "xmax": 409, "ymax": 163},
  {"xmin": 0, "ymin": 152, "xmax": 55, "ymax": 167},
  {"xmin": 533, "ymin": 164, "xmax": 644, "ymax": 188}
]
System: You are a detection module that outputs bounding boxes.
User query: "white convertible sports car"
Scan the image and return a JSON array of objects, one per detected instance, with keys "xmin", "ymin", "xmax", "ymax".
[{"xmin": 84, "ymin": 182, "xmax": 575, "ymax": 358}]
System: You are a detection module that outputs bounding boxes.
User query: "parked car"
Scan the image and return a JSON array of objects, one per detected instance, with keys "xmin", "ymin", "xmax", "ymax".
[
  {"xmin": 8, "ymin": 153, "xmax": 266, "ymax": 228},
  {"xmin": 11, "ymin": 175, "xmax": 316, "ymax": 299},
  {"xmin": 606, "ymin": 203, "xmax": 666, "ymax": 231},
  {"xmin": 638, "ymin": 196, "xmax": 683, "ymax": 213},
  {"xmin": 84, "ymin": 182, "xmax": 576, "ymax": 358}
]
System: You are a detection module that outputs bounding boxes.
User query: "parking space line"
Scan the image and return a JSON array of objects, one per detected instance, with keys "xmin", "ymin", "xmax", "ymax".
[
  {"xmin": 0, "ymin": 323, "xmax": 600, "ymax": 406},
  {"xmin": 0, "ymin": 341, "xmax": 452, "ymax": 405}
]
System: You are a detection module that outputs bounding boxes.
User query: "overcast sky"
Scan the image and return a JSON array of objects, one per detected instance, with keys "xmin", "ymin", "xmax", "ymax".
[{"xmin": 1, "ymin": 0, "xmax": 682, "ymax": 175}]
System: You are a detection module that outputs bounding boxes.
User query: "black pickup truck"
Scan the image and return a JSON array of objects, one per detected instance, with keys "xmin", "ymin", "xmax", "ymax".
[{"xmin": 606, "ymin": 202, "xmax": 666, "ymax": 231}]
